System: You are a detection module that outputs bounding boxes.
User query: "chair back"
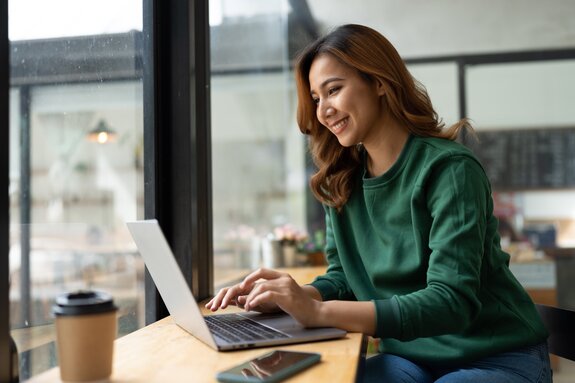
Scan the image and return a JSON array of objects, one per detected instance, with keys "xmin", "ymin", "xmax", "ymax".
[{"xmin": 536, "ymin": 303, "xmax": 575, "ymax": 361}]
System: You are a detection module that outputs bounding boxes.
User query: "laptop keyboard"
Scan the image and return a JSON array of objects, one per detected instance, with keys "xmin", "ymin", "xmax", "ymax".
[{"xmin": 204, "ymin": 314, "xmax": 289, "ymax": 343}]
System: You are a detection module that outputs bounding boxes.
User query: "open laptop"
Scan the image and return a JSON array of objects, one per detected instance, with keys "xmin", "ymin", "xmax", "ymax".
[{"xmin": 126, "ymin": 219, "xmax": 346, "ymax": 351}]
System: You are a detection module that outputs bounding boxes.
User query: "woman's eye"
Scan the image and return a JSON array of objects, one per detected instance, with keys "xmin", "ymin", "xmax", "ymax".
[
  {"xmin": 328, "ymin": 86, "xmax": 340, "ymax": 95},
  {"xmin": 312, "ymin": 97, "xmax": 320, "ymax": 105}
]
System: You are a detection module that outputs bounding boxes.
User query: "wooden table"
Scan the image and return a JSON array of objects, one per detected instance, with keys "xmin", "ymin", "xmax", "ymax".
[{"xmin": 28, "ymin": 267, "xmax": 366, "ymax": 382}]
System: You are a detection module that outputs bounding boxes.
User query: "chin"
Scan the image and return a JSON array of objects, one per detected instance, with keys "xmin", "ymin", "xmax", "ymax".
[{"xmin": 336, "ymin": 136, "xmax": 359, "ymax": 148}]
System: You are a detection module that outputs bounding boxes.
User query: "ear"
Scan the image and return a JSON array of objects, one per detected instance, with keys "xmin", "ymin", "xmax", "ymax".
[{"xmin": 374, "ymin": 77, "xmax": 386, "ymax": 96}]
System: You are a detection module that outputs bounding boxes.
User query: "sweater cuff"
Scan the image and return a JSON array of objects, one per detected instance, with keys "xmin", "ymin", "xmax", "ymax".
[
  {"xmin": 308, "ymin": 279, "xmax": 340, "ymax": 301},
  {"xmin": 373, "ymin": 297, "xmax": 402, "ymax": 339}
]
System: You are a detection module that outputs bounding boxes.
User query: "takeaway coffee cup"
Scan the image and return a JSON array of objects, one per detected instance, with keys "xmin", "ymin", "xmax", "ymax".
[{"xmin": 53, "ymin": 290, "xmax": 117, "ymax": 382}]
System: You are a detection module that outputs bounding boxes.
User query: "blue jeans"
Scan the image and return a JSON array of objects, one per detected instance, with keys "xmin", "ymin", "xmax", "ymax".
[{"xmin": 362, "ymin": 342, "xmax": 552, "ymax": 383}]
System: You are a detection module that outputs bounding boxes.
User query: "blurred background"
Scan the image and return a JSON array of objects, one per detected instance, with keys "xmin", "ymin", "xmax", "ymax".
[{"xmin": 7, "ymin": 0, "xmax": 575, "ymax": 380}]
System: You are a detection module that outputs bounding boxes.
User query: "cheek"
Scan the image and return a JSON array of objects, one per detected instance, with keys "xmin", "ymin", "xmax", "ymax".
[{"xmin": 360, "ymin": 96, "xmax": 382, "ymax": 119}]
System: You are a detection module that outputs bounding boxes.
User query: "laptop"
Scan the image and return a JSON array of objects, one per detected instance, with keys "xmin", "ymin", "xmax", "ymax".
[{"xmin": 126, "ymin": 219, "xmax": 347, "ymax": 351}]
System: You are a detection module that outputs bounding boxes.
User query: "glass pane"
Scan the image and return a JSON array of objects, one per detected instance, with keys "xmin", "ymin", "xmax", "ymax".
[
  {"xmin": 8, "ymin": 1, "xmax": 144, "ymax": 379},
  {"xmin": 468, "ymin": 61, "xmax": 575, "ymax": 129},
  {"xmin": 407, "ymin": 62, "xmax": 460, "ymax": 128},
  {"xmin": 210, "ymin": 0, "xmax": 310, "ymax": 287},
  {"xmin": 467, "ymin": 60, "xmax": 575, "ymax": 319}
]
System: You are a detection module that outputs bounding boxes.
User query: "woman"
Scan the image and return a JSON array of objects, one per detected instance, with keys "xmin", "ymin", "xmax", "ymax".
[{"xmin": 206, "ymin": 24, "xmax": 551, "ymax": 382}]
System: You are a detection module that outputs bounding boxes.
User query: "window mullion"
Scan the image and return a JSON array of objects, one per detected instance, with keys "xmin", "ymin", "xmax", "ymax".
[{"xmin": 142, "ymin": 0, "xmax": 212, "ymax": 324}]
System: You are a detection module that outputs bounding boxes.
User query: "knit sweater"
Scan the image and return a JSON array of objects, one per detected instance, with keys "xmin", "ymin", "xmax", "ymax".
[{"xmin": 310, "ymin": 135, "xmax": 548, "ymax": 366}]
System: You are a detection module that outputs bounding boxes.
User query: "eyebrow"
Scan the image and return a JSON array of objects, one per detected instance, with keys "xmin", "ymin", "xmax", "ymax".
[{"xmin": 310, "ymin": 77, "xmax": 344, "ymax": 95}]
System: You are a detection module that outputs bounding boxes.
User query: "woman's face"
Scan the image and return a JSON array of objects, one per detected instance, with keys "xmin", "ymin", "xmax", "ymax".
[{"xmin": 309, "ymin": 53, "xmax": 385, "ymax": 147}]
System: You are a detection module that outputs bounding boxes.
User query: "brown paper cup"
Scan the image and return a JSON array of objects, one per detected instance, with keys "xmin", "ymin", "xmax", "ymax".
[{"xmin": 53, "ymin": 291, "xmax": 117, "ymax": 382}]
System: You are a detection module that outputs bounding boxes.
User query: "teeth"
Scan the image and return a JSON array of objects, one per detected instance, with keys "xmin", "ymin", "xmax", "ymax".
[{"xmin": 332, "ymin": 118, "xmax": 347, "ymax": 132}]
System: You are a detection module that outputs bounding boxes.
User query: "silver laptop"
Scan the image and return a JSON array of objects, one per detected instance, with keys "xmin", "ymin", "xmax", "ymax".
[{"xmin": 126, "ymin": 219, "xmax": 346, "ymax": 351}]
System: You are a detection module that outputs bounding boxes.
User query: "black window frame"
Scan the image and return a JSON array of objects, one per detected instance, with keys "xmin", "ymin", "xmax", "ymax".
[
  {"xmin": 1, "ymin": 0, "xmax": 10, "ymax": 380},
  {"xmin": 142, "ymin": 0, "xmax": 213, "ymax": 324}
]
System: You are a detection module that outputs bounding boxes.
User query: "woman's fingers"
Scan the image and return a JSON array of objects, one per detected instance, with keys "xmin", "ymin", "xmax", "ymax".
[
  {"xmin": 243, "ymin": 275, "xmax": 294, "ymax": 311},
  {"xmin": 206, "ymin": 268, "xmax": 289, "ymax": 312},
  {"xmin": 206, "ymin": 284, "xmax": 245, "ymax": 311},
  {"xmin": 222, "ymin": 283, "xmax": 252, "ymax": 309},
  {"xmin": 236, "ymin": 295, "xmax": 280, "ymax": 313},
  {"xmin": 240, "ymin": 268, "xmax": 286, "ymax": 290},
  {"xmin": 245, "ymin": 290, "xmax": 279, "ymax": 312},
  {"xmin": 205, "ymin": 288, "xmax": 228, "ymax": 310},
  {"xmin": 205, "ymin": 289, "xmax": 222, "ymax": 309},
  {"xmin": 206, "ymin": 271, "xmax": 319, "ymax": 326},
  {"xmin": 241, "ymin": 275, "xmax": 320, "ymax": 327}
]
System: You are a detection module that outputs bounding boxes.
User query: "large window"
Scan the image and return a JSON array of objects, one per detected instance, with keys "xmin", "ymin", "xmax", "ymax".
[
  {"xmin": 210, "ymin": 0, "xmax": 313, "ymax": 287},
  {"xmin": 406, "ymin": 63, "xmax": 460, "ymax": 128},
  {"xmin": 8, "ymin": 1, "xmax": 144, "ymax": 379},
  {"xmin": 467, "ymin": 58, "xmax": 575, "ymax": 304}
]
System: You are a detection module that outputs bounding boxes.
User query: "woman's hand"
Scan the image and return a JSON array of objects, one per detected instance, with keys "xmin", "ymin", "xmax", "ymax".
[
  {"xmin": 206, "ymin": 268, "xmax": 377, "ymax": 334},
  {"xmin": 205, "ymin": 268, "xmax": 322, "ymax": 327},
  {"xmin": 241, "ymin": 269, "xmax": 323, "ymax": 327},
  {"xmin": 205, "ymin": 270, "xmax": 281, "ymax": 314}
]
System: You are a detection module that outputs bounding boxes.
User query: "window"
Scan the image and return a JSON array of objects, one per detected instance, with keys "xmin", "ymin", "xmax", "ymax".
[
  {"xmin": 407, "ymin": 63, "xmax": 460, "ymax": 128},
  {"xmin": 210, "ymin": 0, "xmax": 316, "ymax": 288},
  {"xmin": 467, "ymin": 59, "xmax": 575, "ymax": 250},
  {"xmin": 8, "ymin": 1, "xmax": 144, "ymax": 379}
]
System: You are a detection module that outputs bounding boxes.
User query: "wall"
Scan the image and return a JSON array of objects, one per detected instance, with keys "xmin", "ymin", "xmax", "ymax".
[{"xmin": 308, "ymin": 0, "xmax": 575, "ymax": 57}]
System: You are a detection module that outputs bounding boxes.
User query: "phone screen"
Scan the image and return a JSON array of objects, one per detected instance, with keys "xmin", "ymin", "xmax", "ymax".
[{"xmin": 216, "ymin": 350, "xmax": 321, "ymax": 383}]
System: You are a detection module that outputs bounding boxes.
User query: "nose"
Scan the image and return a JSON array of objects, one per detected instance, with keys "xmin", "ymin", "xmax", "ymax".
[{"xmin": 317, "ymin": 101, "xmax": 335, "ymax": 122}]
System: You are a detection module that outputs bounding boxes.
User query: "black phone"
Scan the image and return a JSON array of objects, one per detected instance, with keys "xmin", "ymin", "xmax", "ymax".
[{"xmin": 216, "ymin": 350, "xmax": 321, "ymax": 383}]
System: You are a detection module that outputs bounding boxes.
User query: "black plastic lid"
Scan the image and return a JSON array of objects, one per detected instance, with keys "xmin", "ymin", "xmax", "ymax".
[{"xmin": 53, "ymin": 290, "xmax": 117, "ymax": 316}]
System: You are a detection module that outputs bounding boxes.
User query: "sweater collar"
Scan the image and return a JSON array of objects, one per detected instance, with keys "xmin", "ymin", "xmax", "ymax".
[{"xmin": 362, "ymin": 134, "xmax": 414, "ymax": 186}]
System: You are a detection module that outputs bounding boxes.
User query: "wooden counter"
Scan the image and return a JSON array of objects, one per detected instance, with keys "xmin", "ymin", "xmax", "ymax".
[{"xmin": 28, "ymin": 267, "xmax": 366, "ymax": 382}]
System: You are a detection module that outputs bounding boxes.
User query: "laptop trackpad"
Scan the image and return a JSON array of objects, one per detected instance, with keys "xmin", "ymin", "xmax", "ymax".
[{"xmin": 239, "ymin": 312, "xmax": 311, "ymax": 333}]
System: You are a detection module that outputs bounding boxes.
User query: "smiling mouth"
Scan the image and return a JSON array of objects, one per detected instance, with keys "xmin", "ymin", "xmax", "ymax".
[{"xmin": 330, "ymin": 117, "xmax": 348, "ymax": 134}]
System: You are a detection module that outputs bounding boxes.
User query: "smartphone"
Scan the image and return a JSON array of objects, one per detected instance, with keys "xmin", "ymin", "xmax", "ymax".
[{"xmin": 216, "ymin": 350, "xmax": 321, "ymax": 383}]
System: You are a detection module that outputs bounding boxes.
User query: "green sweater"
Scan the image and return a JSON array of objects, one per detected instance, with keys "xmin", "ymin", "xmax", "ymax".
[{"xmin": 310, "ymin": 135, "xmax": 548, "ymax": 366}]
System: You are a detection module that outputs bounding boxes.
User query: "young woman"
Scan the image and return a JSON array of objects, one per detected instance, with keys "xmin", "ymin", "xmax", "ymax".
[{"xmin": 206, "ymin": 24, "xmax": 551, "ymax": 382}]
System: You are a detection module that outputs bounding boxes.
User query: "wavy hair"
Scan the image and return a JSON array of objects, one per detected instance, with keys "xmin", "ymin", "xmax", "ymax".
[{"xmin": 295, "ymin": 24, "xmax": 471, "ymax": 210}]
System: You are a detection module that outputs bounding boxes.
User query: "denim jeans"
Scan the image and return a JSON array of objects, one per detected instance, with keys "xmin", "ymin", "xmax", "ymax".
[{"xmin": 362, "ymin": 342, "xmax": 552, "ymax": 383}]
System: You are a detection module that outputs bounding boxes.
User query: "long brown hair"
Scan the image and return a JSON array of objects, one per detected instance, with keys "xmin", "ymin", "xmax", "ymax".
[{"xmin": 295, "ymin": 24, "xmax": 471, "ymax": 210}]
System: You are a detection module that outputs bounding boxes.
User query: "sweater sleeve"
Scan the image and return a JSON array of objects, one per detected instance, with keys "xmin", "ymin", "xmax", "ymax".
[
  {"xmin": 373, "ymin": 156, "xmax": 487, "ymax": 340},
  {"xmin": 309, "ymin": 208, "xmax": 356, "ymax": 301}
]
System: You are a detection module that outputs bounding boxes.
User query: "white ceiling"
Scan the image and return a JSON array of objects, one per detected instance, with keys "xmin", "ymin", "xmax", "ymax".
[{"xmin": 306, "ymin": 0, "xmax": 575, "ymax": 58}]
